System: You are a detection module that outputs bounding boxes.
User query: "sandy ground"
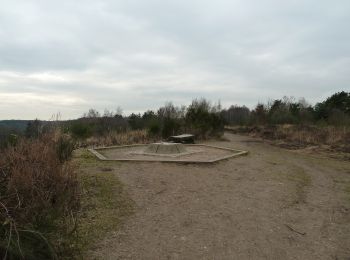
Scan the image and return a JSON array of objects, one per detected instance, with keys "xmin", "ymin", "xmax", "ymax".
[{"xmin": 90, "ymin": 133, "xmax": 350, "ymax": 260}]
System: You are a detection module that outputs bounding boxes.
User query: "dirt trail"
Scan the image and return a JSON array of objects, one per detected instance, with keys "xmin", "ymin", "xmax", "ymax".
[{"xmin": 90, "ymin": 133, "xmax": 350, "ymax": 260}]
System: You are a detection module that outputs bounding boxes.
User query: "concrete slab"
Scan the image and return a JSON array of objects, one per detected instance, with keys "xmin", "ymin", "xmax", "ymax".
[
  {"xmin": 143, "ymin": 142, "xmax": 187, "ymax": 154},
  {"xmin": 89, "ymin": 144, "xmax": 248, "ymax": 163}
]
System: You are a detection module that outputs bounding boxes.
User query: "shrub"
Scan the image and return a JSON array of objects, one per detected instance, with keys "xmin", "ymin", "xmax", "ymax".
[
  {"xmin": 55, "ymin": 133, "xmax": 76, "ymax": 163},
  {"xmin": 327, "ymin": 109, "xmax": 350, "ymax": 126},
  {"xmin": 128, "ymin": 113, "xmax": 143, "ymax": 130},
  {"xmin": 251, "ymin": 103, "xmax": 268, "ymax": 125},
  {"xmin": 0, "ymin": 133, "xmax": 79, "ymax": 259},
  {"xmin": 161, "ymin": 118, "xmax": 180, "ymax": 138},
  {"xmin": 70, "ymin": 122, "xmax": 92, "ymax": 139},
  {"xmin": 157, "ymin": 103, "xmax": 184, "ymax": 138},
  {"xmin": 25, "ymin": 119, "xmax": 42, "ymax": 139},
  {"xmin": 0, "ymin": 132, "xmax": 19, "ymax": 151},
  {"xmin": 315, "ymin": 91, "xmax": 350, "ymax": 121},
  {"xmin": 185, "ymin": 99, "xmax": 224, "ymax": 138},
  {"xmin": 147, "ymin": 120, "xmax": 161, "ymax": 136},
  {"xmin": 222, "ymin": 105, "xmax": 250, "ymax": 125}
]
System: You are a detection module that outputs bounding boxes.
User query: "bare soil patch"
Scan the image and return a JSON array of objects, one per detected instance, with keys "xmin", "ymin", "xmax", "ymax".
[{"xmin": 86, "ymin": 133, "xmax": 350, "ymax": 259}]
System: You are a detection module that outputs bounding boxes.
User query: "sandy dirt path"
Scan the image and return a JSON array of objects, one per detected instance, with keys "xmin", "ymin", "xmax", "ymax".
[{"xmin": 90, "ymin": 133, "xmax": 350, "ymax": 260}]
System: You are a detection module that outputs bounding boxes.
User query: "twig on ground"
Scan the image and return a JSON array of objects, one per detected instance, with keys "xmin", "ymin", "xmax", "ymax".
[
  {"xmin": 284, "ymin": 224, "xmax": 306, "ymax": 236},
  {"xmin": 155, "ymin": 188, "xmax": 167, "ymax": 195}
]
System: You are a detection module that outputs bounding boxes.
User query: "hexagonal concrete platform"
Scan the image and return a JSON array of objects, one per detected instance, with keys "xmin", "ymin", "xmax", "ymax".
[{"xmin": 89, "ymin": 143, "xmax": 248, "ymax": 163}]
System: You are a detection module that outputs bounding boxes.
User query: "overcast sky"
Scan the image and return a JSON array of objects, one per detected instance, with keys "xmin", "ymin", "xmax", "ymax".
[{"xmin": 0, "ymin": 0, "xmax": 349, "ymax": 119}]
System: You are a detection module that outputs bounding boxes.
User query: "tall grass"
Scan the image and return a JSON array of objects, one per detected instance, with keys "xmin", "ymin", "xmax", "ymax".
[
  {"xmin": 78, "ymin": 130, "xmax": 156, "ymax": 147},
  {"xmin": 0, "ymin": 132, "xmax": 78, "ymax": 259}
]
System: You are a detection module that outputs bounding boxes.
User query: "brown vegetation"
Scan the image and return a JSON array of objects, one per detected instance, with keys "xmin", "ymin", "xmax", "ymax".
[
  {"xmin": 226, "ymin": 125, "xmax": 350, "ymax": 157},
  {"xmin": 79, "ymin": 130, "xmax": 156, "ymax": 147},
  {"xmin": 0, "ymin": 132, "xmax": 79, "ymax": 259}
]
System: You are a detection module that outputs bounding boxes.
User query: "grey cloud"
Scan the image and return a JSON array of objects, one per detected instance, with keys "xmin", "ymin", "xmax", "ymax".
[{"xmin": 0, "ymin": 0, "xmax": 349, "ymax": 119}]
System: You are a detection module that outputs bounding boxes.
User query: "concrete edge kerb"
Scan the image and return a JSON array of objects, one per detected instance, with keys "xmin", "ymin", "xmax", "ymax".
[{"xmin": 88, "ymin": 144, "xmax": 248, "ymax": 164}]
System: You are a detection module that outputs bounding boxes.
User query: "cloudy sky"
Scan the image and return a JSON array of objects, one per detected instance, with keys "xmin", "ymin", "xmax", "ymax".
[{"xmin": 0, "ymin": 0, "xmax": 349, "ymax": 119}]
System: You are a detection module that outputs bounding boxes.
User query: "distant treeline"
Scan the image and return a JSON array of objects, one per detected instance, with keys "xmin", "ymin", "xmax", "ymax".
[
  {"xmin": 64, "ymin": 91, "xmax": 349, "ymax": 140},
  {"xmin": 66, "ymin": 98, "xmax": 224, "ymax": 140},
  {"xmin": 222, "ymin": 91, "xmax": 350, "ymax": 126},
  {"xmin": 0, "ymin": 91, "xmax": 349, "ymax": 148}
]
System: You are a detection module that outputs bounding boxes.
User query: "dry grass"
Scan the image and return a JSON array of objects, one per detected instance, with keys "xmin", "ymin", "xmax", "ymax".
[
  {"xmin": 276, "ymin": 125, "xmax": 349, "ymax": 146},
  {"xmin": 0, "ymin": 132, "xmax": 79, "ymax": 259},
  {"xmin": 226, "ymin": 125, "xmax": 350, "ymax": 152},
  {"xmin": 79, "ymin": 130, "xmax": 157, "ymax": 148}
]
